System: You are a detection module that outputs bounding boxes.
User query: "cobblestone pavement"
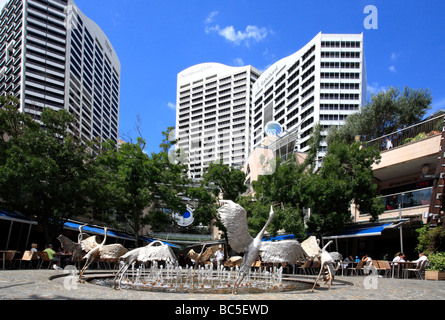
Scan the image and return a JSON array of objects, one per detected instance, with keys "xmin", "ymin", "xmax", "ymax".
[{"xmin": 0, "ymin": 269, "xmax": 444, "ymax": 300}]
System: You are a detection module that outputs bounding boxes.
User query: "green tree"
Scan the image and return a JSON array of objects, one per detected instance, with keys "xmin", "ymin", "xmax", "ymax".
[
  {"xmin": 237, "ymin": 156, "xmax": 309, "ymax": 240},
  {"xmin": 202, "ymin": 161, "xmax": 247, "ymax": 201},
  {"xmin": 0, "ymin": 106, "xmax": 93, "ymax": 245},
  {"xmin": 186, "ymin": 184, "xmax": 218, "ymax": 227},
  {"xmin": 328, "ymin": 86, "xmax": 433, "ymax": 143},
  {"xmin": 94, "ymin": 128, "xmax": 190, "ymax": 245},
  {"xmin": 416, "ymin": 225, "xmax": 445, "ymax": 255},
  {"xmin": 306, "ymin": 139, "xmax": 384, "ymax": 235},
  {"xmin": 241, "ymin": 125, "xmax": 324, "ymax": 240},
  {"xmin": 0, "ymin": 95, "xmax": 38, "ymax": 142}
]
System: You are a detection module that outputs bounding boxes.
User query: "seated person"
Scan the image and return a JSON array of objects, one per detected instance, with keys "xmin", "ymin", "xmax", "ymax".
[
  {"xmin": 412, "ymin": 252, "xmax": 428, "ymax": 267},
  {"xmin": 44, "ymin": 244, "xmax": 61, "ymax": 269},
  {"xmin": 392, "ymin": 252, "xmax": 405, "ymax": 265}
]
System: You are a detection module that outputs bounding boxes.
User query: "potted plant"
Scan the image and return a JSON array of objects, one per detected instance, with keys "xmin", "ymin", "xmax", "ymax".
[{"xmin": 425, "ymin": 252, "xmax": 445, "ymax": 280}]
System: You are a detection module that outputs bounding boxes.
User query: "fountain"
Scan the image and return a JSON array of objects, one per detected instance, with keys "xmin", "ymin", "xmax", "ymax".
[
  {"xmin": 90, "ymin": 260, "xmax": 312, "ymax": 294},
  {"xmin": 87, "ymin": 201, "xmax": 334, "ymax": 294}
]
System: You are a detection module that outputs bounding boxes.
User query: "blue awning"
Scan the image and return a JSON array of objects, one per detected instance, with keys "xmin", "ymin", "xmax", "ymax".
[
  {"xmin": 262, "ymin": 234, "xmax": 296, "ymax": 242},
  {"xmin": 0, "ymin": 209, "xmax": 37, "ymax": 225},
  {"xmin": 322, "ymin": 223, "xmax": 393, "ymax": 240},
  {"xmin": 64, "ymin": 221, "xmax": 134, "ymax": 241}
]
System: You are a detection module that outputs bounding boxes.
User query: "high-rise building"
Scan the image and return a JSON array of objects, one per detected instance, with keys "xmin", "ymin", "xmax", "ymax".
[
  {"xmin": 0, "ymin": 0, "xmax": 120, "ymax": 143},
  {"xmin": 175, "ymin": 63, "xmax": 260, "ymax": 179},
  {"xmin": 252, "ymin": 32, "xmax": 366, "ymax": 161},
  {"xmin": 176, "ymin": 33, "xmax": 366, "ymax": 177}
]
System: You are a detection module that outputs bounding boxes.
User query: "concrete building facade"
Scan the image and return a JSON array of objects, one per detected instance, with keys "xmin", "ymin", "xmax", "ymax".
[
  {"xmin": 176, "ymin": 63, "xmax": 260, "ymax": 179},
  {"xmin": 252, "ymin": 32, "xmax": 366, "ymax": 161},
  {"xmin": 0, "ymin": 0, "xmax": 121, "ymax": 142}
]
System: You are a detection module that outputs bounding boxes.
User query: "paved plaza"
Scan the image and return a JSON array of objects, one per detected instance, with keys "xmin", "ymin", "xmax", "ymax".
[
  {"xmin": 0, "ymin": 269, "xmax": 443, "ymax": 318},
  {"xmin": 0, "ymin": 269, "xmax": 444, "ymax": 300}
]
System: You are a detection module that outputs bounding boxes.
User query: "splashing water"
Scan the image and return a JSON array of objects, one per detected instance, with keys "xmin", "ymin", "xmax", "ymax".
[{"xmin": 91, "ymin": 261, "xmax": 309, "ymax": 294}]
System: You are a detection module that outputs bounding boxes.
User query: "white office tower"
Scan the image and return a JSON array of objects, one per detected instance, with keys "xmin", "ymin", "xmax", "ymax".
[
  {"xmin": 0, "ymin": 0, "xmax": 121, "ymax": 143},
  {"xmin": 176, "ymin": 63, "xmax": 261, "ymax": 179},
  {"xmin": 252, "ymin": 32, "xmax": 366, "ymax": 161}
]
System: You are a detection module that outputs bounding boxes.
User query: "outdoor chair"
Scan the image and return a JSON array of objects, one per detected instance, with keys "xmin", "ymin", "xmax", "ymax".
[
  {"xmin": 379, "ymin": 260, "xmax": 392, "ymax": 278},
  {"xmin": 371, "ymin": 260, "xmax": 383, "ymax": 275},
  {"xmin": 37, "ymin": 251, "xmax": 54, "ymax": 269},
  {"xmin": 1, "ymin": 250, "xmax": 17, "ymax": 269},
  {"xmin": 298, "ymin": 260, "xmax": 312, "ymax": 275},
  {"xmin": 19, "ymin": 251, "xmax": 39, "ymax": 269},
  {"xmin": 404, "ymin": 260, "xmax": 429, "ymax": 280},
  {"xmin": 250, "ymin": 260, "xmax": 262, "ymax": 269},
  {"xmin": 347, "ymin": 260, "xmax": 365, "ymax": 276},
  {"xmin": 310, "ymin": 260, "xmax": 321, "ymax": 275}
]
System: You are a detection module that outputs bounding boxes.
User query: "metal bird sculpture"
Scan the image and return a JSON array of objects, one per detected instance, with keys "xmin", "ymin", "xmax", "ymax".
[
  {"xmin": 217, "ymin": 200, "xmax": 307, "ymax": 293},
  {"xmin": 78, "ymin": 227, "xmax": 128, "ymax": 281},
  {"xmin": 310, "ymin": 240, "xmax": 340, "ymax": 291},
  {"xmin": 114, "ymin": 240, "xmax": 177, "ymax": 289},
  {"xmin": 57, "ymin": 225, "xmax": 93, "ymax": 269}
]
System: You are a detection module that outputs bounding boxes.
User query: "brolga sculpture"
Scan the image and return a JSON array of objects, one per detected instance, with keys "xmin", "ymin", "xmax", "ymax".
[
  {"xmin": 310, "ymin": 240, "xmax": 340, "ymax": 292},
  {"xmin": 217, "ymin": 200, "xmax": 307, "ymax": 293},
  {"xmin": 114, "ymin": 240, "xmax": 177, "ymax": 289},
  {"xmin": 57, "ymin": 225, "xmax": 94, "ymax": 270},
  {"xmin": 78, "ymin": 227, "xmax": 128, "ymax": 281}
]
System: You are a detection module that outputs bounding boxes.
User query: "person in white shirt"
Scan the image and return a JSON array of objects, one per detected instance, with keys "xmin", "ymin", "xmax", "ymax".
[
  {"xmin": 392, "ymin": 252, "xmax": 405, "ymax": 265},
  {"xmin": 361, "ymin": 254, "xmax": 372, "ymax": 265},
  {"xmin": 30, "ymin": 243, "xmax": 38, "ymax": 253},
  {"xmin": 392, "ymin": 252, "xmax": 406, "ymax": 277},
  {"xmin": 215, "ymin": 247, "xmax": 224, "ymax": 264},
  {"xmin": 386, "ymin": 138, "xmax": 393, "ymax": 150},
  {"xmin": 412, "ymin": 252, "xmax": 428, "ymax": 267}
]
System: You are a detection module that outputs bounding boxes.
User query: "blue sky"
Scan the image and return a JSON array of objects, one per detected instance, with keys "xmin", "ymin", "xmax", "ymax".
[{"xmin": 73, "ymin": 0, "xmax": 445, "ymax": 154}]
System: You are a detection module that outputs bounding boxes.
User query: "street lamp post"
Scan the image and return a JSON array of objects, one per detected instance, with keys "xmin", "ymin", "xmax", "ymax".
[{"xmin": 398, "ymin": 202, "xmax": 404, "ymax": 253}]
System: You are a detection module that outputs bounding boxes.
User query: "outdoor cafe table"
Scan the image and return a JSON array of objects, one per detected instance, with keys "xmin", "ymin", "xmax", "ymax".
[
  {"xmin": 390, "ymin": 261, "xmax": 416, "ymax": 278},
  {"xmin": 339, "ymin": 261, "xmax": 357, "ymax": 276},
  {"xmin": 56, "ymin": 253, "xmax": 72, "ymax": 269}
]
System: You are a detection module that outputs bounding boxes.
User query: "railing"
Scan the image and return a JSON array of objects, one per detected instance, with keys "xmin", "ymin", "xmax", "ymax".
[
  {"xmin": 366, "ymin": 114, "xmax": 444, "ymax": 152},
  {"xmin": 379, "ymin": 187, "xmax": 432, "ymax": 211}
]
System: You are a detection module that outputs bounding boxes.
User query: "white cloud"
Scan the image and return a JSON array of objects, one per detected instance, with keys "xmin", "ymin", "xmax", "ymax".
[
  {"xmin": 205, "ymin": 11, "xmax": 218, "ymax": 24},
  {"xmin": 367, "ymin": 82, "xmax": 387, "ymax": 95},
  {"xmin": 388, "ymin": 65, "xmax": 397, "ymax": 73},
  {"xmin": 233, "ymin": 58, "xmax": 244, "ymax": 66},
  {"xmin": 390, "ymin": 52, "xmax": 401, "ymax": 61},
  {"xmin": 206, "ymin": 24, "xmax": 270, "ymax": 46},
  {"xmin": 167, "ymin": 102, "xmax": 176, "ymax": 110}
]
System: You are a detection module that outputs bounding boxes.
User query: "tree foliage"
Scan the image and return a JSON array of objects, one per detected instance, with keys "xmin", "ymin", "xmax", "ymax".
[
  {"xmin": 416, "ymin": 225, "xmax": 445, "ymax": 255},
  {"xmin": 305, "ymin": 139, "xmax": 383, "ymax": 234},
  {"xmin": 328, "ymin": 86, "xmax": 433, "ymax": 144},
  {"xmin": 0, "ymin": 102, "xmax": 93, "ymax": 244},
  {"xmin": 202, "ymin": 161, "xmax": 247, "ymax": 201},
  {"xmin": 241, "ymin": 122, "xmax": 383, "ymax": 238},
  {"xmin": 0, "ymin": 99, "xmax": 193, "ymax": 245},
  {"xmin": 93, "ymin": 127, "xmax": 190, "ymax": 245}
]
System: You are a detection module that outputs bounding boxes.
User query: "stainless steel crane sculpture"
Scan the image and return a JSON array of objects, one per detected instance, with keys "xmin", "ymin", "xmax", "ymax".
[
  {"xmin": 310, "ymin": 240, "xmax": 340, "ymax": 292},
  {"xmin": 57, "ymin": 225, "xmax": 94, "ymax": 270},
  {"xmin": 114, "ymin": 240, "xmax": 177, "ymax": 289},
  {"xmin": 217, "ymin": 200, "xmax": 307, "ymax": 293},
  {"xmin": 187, "ymin": 245, "xmax": 213, "ymax": 268},
  {"xmin": 78, "ymin": 227, "xmax": 128, "ymax": 281}
]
